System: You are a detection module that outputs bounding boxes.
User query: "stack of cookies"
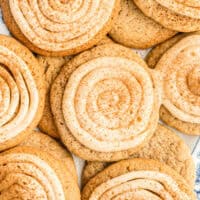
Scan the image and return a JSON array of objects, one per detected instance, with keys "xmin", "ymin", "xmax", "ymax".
[{"xmin": 0, "ymin": 0, "xmax": 199, "ymax": 199}]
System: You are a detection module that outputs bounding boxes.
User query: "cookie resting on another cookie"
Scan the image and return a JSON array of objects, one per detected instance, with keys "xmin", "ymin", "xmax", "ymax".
[
  {"xmin": 50, "ymin": 43, "xmax": 162, "ymax": 161},
  {"xmin": 1, "ymin": 0, "xmax": 120, "ymax": 56},
  {"xmin": 109, "ymin": 0, "xmax": 176, "ymax": 49}
]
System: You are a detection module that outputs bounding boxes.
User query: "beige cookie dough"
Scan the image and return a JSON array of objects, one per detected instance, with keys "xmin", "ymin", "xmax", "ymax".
[
  {"xmin": 0, "ymin": 146, "xmax": 80, "ymax": 200},
  {"xmin": 1, "ymin": 0, "xmax": 120, "ymax": 56},
  {"xmin": 134, "ymin": 0, "xmax": 200, "ymax": 32},
  {"xmin": 82, "ymin": 158, "xmax": 196, "ymax": 200},
  {"xmin": 82, "ymin": 124, "xmax": 195, "ymax": 186},
  {"xmin": 20, "ymin": 131, "xmax": 78, "ymax": 181},
  {"xmin": 0, "ymin": 35, "xmax": 45, "ymax": 151},
  {"xmin": 109, "ymin": 0, "xmax": 176, "ymax": 49}
]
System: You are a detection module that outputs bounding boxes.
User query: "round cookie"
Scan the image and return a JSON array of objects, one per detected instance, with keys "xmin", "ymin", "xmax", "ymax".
[
  {"xmin": 0, "ymin": 146, "xmax": 80, "ymax": 200},
  {"xmin": 0, "ymin": 35, "xmax": 45, "ymax": 152},
  {"xmin": 20, "ymin": 131, "xmax": 77, "ymax": 182},
  {"xmin": 82, "ymin": 158, "xmax": 196, "ymax": 200},
  {"xmin": 50, "ymin": 43, "xmax": 162, "ymax": 161},
  {"xmin": 82, "ymin": 124, "xmax": 195, "ymax": 186},
  {"xmin": 146, "ymin": 34, "xmax": 200, "ymax": 135},
  {"xmin": 134, "ymin": 0, "xmax": 200, "ymax": 32},
  {"xmin": 1, "ymin": 0, "xmax": 120, "ymax": 56},
  {"xmin": 38, "ymin": 37, "xmax": 114, "ymax": 138},
  {"xmin": 109, "ymin": 0, "xmax": 176, "ymax": 49}
]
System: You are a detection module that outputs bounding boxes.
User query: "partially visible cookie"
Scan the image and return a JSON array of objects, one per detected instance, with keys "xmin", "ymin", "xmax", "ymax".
[
  {"xmin": 0, "ymin": 146, "xmax": 80, "ymax": 200},
  {"xmin": 134, "ymin": 0, "xmax": 200, "ymax": 32},
  {"xmin": 82, "ymin": 124, "xmax": 195, "ymax": 186},
  {"xmin": 109, "ymin": 0, "xmax": 176, "ymax": 49},
  {"xmin": 20, "ymin": 131, "xmax": 77, "ymax": 182},
  {"xmin": 93, "ymin": 36, "xmax": 114, "ymax": 46},
  {"xmin": 160, "ymin": 106, "xmax": 200, "ymax": 136},
  {"xmin": 82, "ymin": 162, "xmax": 108, "ymax": 187},
  {"xmin": 1, "ymin": 0, "xmax": 120, "ymax": 56},
  {"xmin": 38, "ymin": 56, "xmax": 69, "ymax": 138},
  {"xmin": 82, "ymin": 158, "xmax": 196, "ymax": 200},
  {"xmin": 50, "ymin": 43, "xmax": 162, "ymax": 161},
  {"xmin": 146, "ymin": 34, "xmax": 200, "ymax": 135},
  {"xmin": 0, "ymin": 35, "xmax": 45, "ymax": 151}
]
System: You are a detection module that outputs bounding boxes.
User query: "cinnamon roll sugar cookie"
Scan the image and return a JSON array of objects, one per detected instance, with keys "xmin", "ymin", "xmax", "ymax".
[
  {"xmin": 20, "ymin": 131, "xmax": 77, "ymax": 181},
  {"xmin": 82, "ymin": 158, "xmax": 196, "ymax": 200},
  {"xmin": 147, "ymin": 34, "xmax": 200, "ymax": 135},
  {"xmin": 50, "ymin": 44, "xmax": 162, "ymax": 161},
  {"xmin": 82, "ymin": 124, "xmax": 195, "ymax": 186},
  {"xmin": 134, "ymin": 0, "xmax": 200, "ymax": 32},
  {"xmin": 1, "ymin": 0, "xmax": 120, "ymax": 56},
  {"xmin": 109, "ymin": 0, "xmax": 176, "ymax": 49},
  {"xmin": 38, "ymin": 56, "xmax": 69, "ymax": 138},
  {"xmin": 0, "ymin": 35, "xmax": 45, "ymax": 151},
  {"xmin": 0, "ymin": 146, "xmax": 80, "ymax": 200}
]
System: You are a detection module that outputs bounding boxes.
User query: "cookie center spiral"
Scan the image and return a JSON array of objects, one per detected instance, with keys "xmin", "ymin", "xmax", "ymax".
[{"xmin": 98, "ymin": 91, "xmax": 120, "ymax": 110}]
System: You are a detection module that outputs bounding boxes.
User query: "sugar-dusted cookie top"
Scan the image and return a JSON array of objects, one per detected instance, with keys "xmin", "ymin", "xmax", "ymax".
[
  {"xmin": 0, "ymin": 146, "xmax": 80, "ymax": 200},
  {"xmin": 134, "ymin": 0, "xmax": 200, "ymax": 32},
  {"xmin": 1, "ymin": 0, "xmax": 120, "ymax": 56},
  {"xmin": 37, "ymin": 37, "xmax": 114, "ymax": 138},
  {"xmin": 82, "ymin": 158, "xmax": 196, "ymax": 200},
  {"xmin": 82, "ymin": 124, "xmax": 195, "ymax": 186},
  {"xmin": 147, "ymin": 34, "xmax": 200, "ymax": 135},
  {"xmin": 20, "ymin": 131, "xmax": 78, "ymax": 181},
  {"xmin": 0, "ymin": 35, "xmax": 45, "ymax": 151}
]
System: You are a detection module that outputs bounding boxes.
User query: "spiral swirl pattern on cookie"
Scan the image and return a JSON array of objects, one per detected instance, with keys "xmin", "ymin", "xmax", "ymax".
[
  {"xmin": 63, "ymin": 56, "xmax": 159, "ymax": 152},
  {"xmin": 0, "ymin": 147, "xmax": 80, "ymax": 200},
  {"xmin": 156, "ymin": 35, "xmax": 200, "ymax": 124},
  {"xmin": 0, "ymin": 45, "xmax": 39, "ymax": 146},
  {"xmin": 0, "ymin": 150, "xmax": 65, "ymax": 199},
  {"xmin": 82, "ymin": 159, "xmax": 194, "ymax": 200},
  {"xmin": 8, "ymin": 0, "xmax": 117, "ymax": 54},
  {"xmin": 155, "ymin": 0, "xmax": 200, "ymax": 18},
  {"xmin": 134, "ymin": 0, "xmax": 200, "ymax": 32}
]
